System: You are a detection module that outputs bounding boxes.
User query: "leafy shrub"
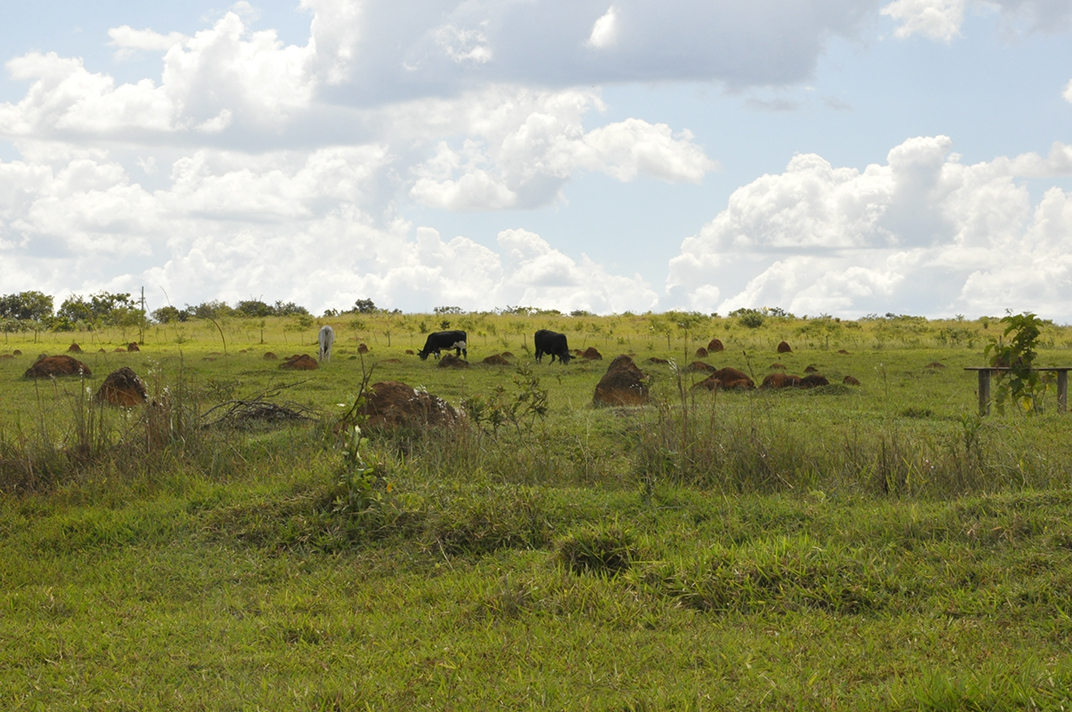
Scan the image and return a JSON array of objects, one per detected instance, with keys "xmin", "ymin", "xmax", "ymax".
[
  {"xmin": 734, "ymin": 309, "xmax": 765, "ymax": 329},
  {"xmin": 984, "ymin": 311, "xmax": 1047, "ymax": 414}
]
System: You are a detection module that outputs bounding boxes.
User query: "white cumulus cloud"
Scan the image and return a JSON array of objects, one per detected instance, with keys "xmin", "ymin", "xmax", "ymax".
[
  {"xmin": 881, "ymin": 0, "xmax": 965, "ymax": 41},
  {"xmin": 0, "ymin": 9, "xmax": 352, "ymax": 142},
  {"xmin": 882, "ymin": 0, "xmax": 1072, "ymax": 41},
  {"xmin": 0, "ymin": 142, "xmax": 658, "ymax": 314},
  {"xmin": 407, "ymin": 90, "xmax": 715, "ymax": 210},
  {"xmin": 108, "ymin": 26, "xmax": 189, "ymax": 60},
  {"xmin": 668, "ymin": 136, "xmax": 1072, "ymax": 317},
  {"xmin": 586, "ymin": 7, "xmax": 619, "ymax": 49}
]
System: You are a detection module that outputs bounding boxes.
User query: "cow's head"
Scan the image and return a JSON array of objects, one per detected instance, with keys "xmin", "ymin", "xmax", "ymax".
[
  {"xmin": 417, "ymin": 350, "xmax": 429, "ymax": 361},
  {"xmin": 560, "ymin": 352, "xmax": 572, "ymax": 364}
]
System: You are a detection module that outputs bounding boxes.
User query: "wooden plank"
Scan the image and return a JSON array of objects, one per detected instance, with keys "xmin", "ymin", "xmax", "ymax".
[
  {"xmin": 978, "ymin": 369, "xmax": 990, "ymax": 417},
  {"xmin": 1059, "ymin": 370, "xmax": 1068, "ymax": 414}
]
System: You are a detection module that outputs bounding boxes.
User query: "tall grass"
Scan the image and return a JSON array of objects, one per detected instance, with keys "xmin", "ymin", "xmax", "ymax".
[
  {"xmin": 0, "ymin": 362, "xmax": 213, "ymax": 494},
  {"xmin": 634, "ymin": 375, "xmax": 1072, "ymax": 498}
]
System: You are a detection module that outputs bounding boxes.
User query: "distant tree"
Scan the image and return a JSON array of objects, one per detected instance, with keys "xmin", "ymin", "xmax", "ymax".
[
  {"xmin": 152, "ymin": 305, "xmax": 186, "ymax": 323},
  {"xmin": 57, "ymin": 295, "xmax": 94, "ymax": 325},
  {"xmin": 236, "ymin": 300, "xmax": 273, "ymax": 318},
  {"xmin": 57, "ymin": 291, "xmax": 141, "ymax": 329},
  {"xmin": 0, "ymin": 291, "xmax": 53, "ymax": 321},
  {"xmin": 89, "ymin": 292, "xmax": 136, "ymax": 322},
  {"xmin": 729, "ymin": 308, "xmax": 765, "ymax": 329},
  {"xmin": 273, "ymin": 300, "xmax": 309, "ymax": 317},
  {"xmin": 188, "ymin": 300, "xmax": 233, "ymax": 319},
  {"xmin": 433, "ymin": 306, "xmax": 463, "ymax": 315},
  {"xmin": 353, "ymin": 298, "xmax": 378, "ymax": 313}
]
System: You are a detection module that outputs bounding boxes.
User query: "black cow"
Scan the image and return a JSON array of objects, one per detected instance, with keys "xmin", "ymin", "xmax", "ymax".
[
  {"xmin": 534, "ymin": 329, "xmax": 571, "ymax": 364},
  {"xmin": 418, "ymin": 330, "xmax": 468, "ymax": 360}
]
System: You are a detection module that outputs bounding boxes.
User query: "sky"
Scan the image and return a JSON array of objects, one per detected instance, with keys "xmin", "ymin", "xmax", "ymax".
[{"xmin": 1, "ymin": 0, "xmax": 1071, "ymax": 319}]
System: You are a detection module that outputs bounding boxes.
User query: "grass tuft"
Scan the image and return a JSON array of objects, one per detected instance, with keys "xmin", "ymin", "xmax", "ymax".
[{"xmin": 556, "ymin": 521, "xmax": 641, "ymax": 576}]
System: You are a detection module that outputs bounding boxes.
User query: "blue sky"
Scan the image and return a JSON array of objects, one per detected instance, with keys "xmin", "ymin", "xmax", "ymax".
[{"xmin": 1, "ymin": 0, "xmax": 1071, "ymax": 318}]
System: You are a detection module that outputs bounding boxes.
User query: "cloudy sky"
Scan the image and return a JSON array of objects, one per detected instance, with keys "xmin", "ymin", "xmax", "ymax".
[{"xmin": 1, "ymin": 0, "xmax": 1071, "ymax": 318}]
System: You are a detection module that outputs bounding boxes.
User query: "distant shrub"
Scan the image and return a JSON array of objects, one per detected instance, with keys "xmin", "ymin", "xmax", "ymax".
[{"xmin": 738, "ymin": 312, "xmax": 764, "ymax": 329}]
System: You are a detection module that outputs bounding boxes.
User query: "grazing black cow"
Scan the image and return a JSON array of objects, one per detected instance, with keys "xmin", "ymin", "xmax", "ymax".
[
  {"xmin": 418, "ymin": 330, "xmax": 468, "ymax": 360},
  {"xmin": 534, "ymin": 329, "xmax": 571, "ymax": 364}
]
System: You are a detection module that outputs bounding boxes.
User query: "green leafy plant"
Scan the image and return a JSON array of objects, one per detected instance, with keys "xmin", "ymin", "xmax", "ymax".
[
  {"xmin": 463, "ymin": 363, "xmax": 548, "ymax": 439},
  {"xmin": 984, "ymin": 311, "xmax": 1047, "ymax": 414},
  {"xmin": 329, "ymin": 425, "xmax": 390, "ymax": 521}
]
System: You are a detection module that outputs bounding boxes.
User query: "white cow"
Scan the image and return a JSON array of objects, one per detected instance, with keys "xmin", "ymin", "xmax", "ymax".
[{"xmin": 318, "ymin": 325, "xmax": 335, "ymax": 363}]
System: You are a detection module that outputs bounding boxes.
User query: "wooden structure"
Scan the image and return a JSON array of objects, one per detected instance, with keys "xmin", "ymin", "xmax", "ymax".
[{"xmin": 965, "ymin": 367, "xmax": 1070, "ymax": 416}]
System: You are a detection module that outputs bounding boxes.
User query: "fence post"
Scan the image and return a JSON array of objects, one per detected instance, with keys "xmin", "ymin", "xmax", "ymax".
[
  {"xmin": 1058, "ymin": 370, "xmax": 1068, "ymax": 414},
  {"xmin": 978, "ymin": 369, "xmax": 991, "ymax": 417}
]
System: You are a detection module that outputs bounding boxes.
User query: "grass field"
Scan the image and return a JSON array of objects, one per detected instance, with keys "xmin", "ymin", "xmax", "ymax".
[{"xmin": 3, "ymin": 313, "xmax": 1072, "ymax": 710}]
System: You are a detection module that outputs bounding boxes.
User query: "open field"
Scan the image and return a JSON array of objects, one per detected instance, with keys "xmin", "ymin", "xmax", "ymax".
[{"xmin": 4, "ymin": 313, "xmax": 1072, "ymax": 709}]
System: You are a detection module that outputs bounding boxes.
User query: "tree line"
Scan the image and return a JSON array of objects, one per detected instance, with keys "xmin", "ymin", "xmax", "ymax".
[{"xmin": 0, "ymin": 291, "xmax": 391, "ymax": 332}]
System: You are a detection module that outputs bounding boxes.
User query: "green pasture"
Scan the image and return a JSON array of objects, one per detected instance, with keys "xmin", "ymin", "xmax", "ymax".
[{"xmin": 3, "ymin": 313, "xmax": 1072, "ymax": 709}]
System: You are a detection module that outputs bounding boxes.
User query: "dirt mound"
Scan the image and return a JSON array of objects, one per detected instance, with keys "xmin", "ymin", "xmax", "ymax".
[
  {"xmin": 0, "ymin": 354, "xmax": 13, "ymax": 360},
  {"xmin": 12, "ymin": 350, "xmax": 21, "ymax": 356},
  {"xmin": 776, "ymin": 341, "xmax": 792, "ymax": 353},
  {"xmin": 837, "ymin": 349, "xmax": 850, "ymax": 355},
  {"xmin": 438, "ymin": 354, "xmax": 469, "ymax": 368},
  {"xmin": 647, "ymin": 357, "xmax": 670, "ymax": 365},
  {"xmin": 115, "ymin": 347, "xmax": 127, "ymax": 352},
  {"xmin": 843, "ymin": 376, "xmax": 861, "ymax": 386},
  {"xmin": 24, "ymin": 355, "xmax": 91, "ymax": 379},
  {"xmin": 358, "ymin": 381, "xmax": 459, "ymax": 429},
  {"xmin": 358, "ymin": 344, "xmax": 369, "ymax": 354},
  {"xmin": 279, "ymin": 354, "xmax": 319, "ymax": 370},
  {"xmin": 800, "ymin": 374, "xmax": 830, "ymax": 388},
  {"xmin": 761, "ymin": 373, "xmax": 801, "ymax": 389},
  {"xmin": 683, "ymin": 361, "xmax": 716, "ymax": 373},
  {"xmin": 95, "ymin": 367, "xmax": 148, "ymax": 407},
  {"xmin": 127, "ymin": 342, "xmax": 140, "ymax": 352},
  {"xmin": 707, "ymin": 338, "xmax": 724, "ymax": 352},
  {"xmin": 692, "ymin": 367, "xmax": 754, "ymax": 391},
  {"xmin": 769, "ymin": 362, "xmax": 786, "ymax": 370},
  {"xmin": 694, "ymin": 347, "xmax": 708, "ymax": 358},
  {"xmin": 378, "ymin": 358, "xmax": 401, "ymax": 364},
  {"xmin": 582, "ymin": 347, "xmax": 603, "ymax": 360},
  {"xmin": 804, "ymin": 365, "xmax": 819, "ymax": 373},
  {"xmin": 405, "ymin": 349, "xmax": 414, "ymax": 355},
  {"xmin": 593, "ymin": 355, "xmax": 649, "ymax": 407},
  {"xmin": 482, "ymin": 354, "xmax": 510, "ymax": 366},
  {"xmin": 263, "ymin": 352, "xmax": 278, "ymax": 360},
  {"xmin": 501, "ymin": 352, "xmax": 515, "ymax": 358},
  {"xmin": 67, "ymin": 343, "xmax": 83, "ymax": 353},
  {"xmin": 926, "ymin": 362, "xmax": 946, "ymax": 369}
]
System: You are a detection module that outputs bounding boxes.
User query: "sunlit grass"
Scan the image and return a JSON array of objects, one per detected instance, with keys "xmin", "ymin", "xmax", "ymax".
[{"xmin": 3, "ymin": 313, "xmax": 1072, "ymax": 708}]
